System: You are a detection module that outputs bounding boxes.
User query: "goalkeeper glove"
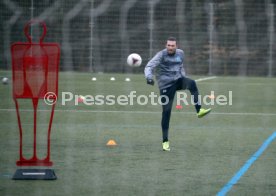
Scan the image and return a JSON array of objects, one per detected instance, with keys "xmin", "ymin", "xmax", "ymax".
[{"xmin": 146, "ymin": 78, "xmax": 154, "ymax": 86}]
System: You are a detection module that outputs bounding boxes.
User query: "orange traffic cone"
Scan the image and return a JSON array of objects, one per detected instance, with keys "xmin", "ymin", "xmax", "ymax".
[{"xmin": 106, "ymin": 139, "xmax": 117, "ymax": 146}]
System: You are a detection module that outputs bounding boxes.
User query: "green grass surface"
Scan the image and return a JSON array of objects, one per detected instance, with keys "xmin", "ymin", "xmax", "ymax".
[{"xmin": 0, "ymin": 71, "xmax": 276, "ymax": 196}]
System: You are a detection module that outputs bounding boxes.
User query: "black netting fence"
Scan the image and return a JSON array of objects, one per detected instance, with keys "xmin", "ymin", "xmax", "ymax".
[{"xmin": 0, "ymin": 0, "xmax": 275, "ymax": 76}]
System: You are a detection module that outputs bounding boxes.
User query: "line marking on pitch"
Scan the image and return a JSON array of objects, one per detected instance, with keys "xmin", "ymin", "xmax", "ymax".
[
  {"xmin": 217, "ymin": 131, "xmax": 276, "ymax": 196},
  {"xmin": 1, "ymin": 109, "xmax": 276, "ymax": 117},
  {"xmin": 195, "ymin": 76, "xmax": 217, "ymax": 82}
]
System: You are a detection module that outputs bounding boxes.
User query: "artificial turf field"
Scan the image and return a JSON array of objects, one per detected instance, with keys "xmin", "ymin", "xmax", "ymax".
[{"xmin": 0, "ymin": 71, "xmax": 276, "ymax": 196}]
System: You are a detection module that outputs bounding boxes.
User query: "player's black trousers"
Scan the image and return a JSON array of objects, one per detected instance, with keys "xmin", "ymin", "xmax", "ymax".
[{"xmin": 160, "ymin": 77, "xmax": 201, "ymax": 142}]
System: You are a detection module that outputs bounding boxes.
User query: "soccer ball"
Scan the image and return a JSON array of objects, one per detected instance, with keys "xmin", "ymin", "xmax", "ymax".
[
  {"xmin": 127, "ymin": 53, "xmax": 142, "ymax": 67},
  {"xmin": 2, "ymin": 77, "xmax": 8, "ymax": 85}
]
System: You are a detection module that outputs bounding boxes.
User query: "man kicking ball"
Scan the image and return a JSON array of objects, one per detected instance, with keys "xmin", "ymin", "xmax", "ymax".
[{"xmin": 144, "ymin": 37, "xmax": 211, "ymax": 151}]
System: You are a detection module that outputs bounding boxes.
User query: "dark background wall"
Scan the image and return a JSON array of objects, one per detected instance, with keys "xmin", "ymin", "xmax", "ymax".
[{"xmin": 0, "ymin": 0, "xmax": 275, "ymax": 76}]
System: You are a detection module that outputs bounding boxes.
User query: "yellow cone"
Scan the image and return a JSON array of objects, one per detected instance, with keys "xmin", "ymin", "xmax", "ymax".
[{"xmin": 106, "ymin": 139, "xmax": 117, "ymax": 146}]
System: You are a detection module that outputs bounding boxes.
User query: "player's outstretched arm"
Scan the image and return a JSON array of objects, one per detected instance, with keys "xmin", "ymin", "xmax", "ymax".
[{"xmin": 144, "ymin": 51, "xmax": 162, "ymax": 85}]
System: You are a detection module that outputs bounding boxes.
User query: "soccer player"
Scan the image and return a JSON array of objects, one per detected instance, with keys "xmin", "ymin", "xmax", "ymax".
[{"xmin": 144, "ymin": 37, "xmax": 211, "ymax": 151}]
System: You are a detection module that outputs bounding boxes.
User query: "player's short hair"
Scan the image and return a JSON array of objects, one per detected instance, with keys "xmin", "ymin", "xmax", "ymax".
[{"xmin": 166, "ymin": 37, "xmax": 177, "ymax": 44}]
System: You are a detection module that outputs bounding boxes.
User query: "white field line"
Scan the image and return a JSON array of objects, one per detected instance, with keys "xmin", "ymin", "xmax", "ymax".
[
  {"xmin": 0, "ymin": 109, "xmax": 276, "ymax": 116},
  {"xmin": 195, "ymin": 76, "xmax": 217, "ymax": 82}
]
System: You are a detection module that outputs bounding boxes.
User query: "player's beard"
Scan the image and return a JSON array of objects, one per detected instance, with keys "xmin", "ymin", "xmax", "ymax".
[{"xmin": 168, "ymin": 49, "xmax": 176, "ymax": 56}]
